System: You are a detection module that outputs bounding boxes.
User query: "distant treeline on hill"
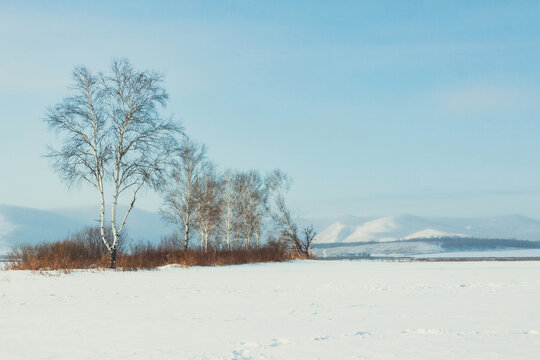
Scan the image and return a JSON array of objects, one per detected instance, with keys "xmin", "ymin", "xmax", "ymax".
[
  {"xmin": 433, "ymin": 237, "xmax": 540, "ymax": 251},
  {"xmin": 313, "ymin": 237, "xmax": 540, "ymax": 250}
]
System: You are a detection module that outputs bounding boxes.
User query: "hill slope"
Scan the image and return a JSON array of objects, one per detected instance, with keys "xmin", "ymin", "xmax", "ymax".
[
  {"xmin": 0, "ymin": 205, "xmax": 87, "ymax": 254},
  {"xmin": 0, "ymin": 204, "xmax": 174, "ymax": 255}
]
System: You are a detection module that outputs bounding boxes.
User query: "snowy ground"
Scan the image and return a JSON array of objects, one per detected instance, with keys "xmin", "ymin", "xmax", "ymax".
[{"xmin": 1, "ymin": 261, "xmax": 539, "ymax": 360}]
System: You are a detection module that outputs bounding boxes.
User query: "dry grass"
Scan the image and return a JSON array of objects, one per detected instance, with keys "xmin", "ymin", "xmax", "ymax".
[
  {"xmin": 7, "ymin": 228, "xmax": 307, "ymax": 271},
  {"xmin": 117, "ymin": 241, "xmax": 298, "ymax": 270}
]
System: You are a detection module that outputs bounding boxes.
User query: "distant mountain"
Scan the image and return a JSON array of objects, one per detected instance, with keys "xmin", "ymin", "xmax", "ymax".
[
  {"xmin": 0, "ymin": 204, "xmax": 175, "ymax": 255},
  {"xmin": 313, "ymin": 214, "xmax": 540, "ymax": 244},
  {"xmin": 50, "ymin": 205, "xmax": 175, "ymax": 242},
  {"xmin": 307, "ymin": 214, "xmax": 540, "ymax": 258},
  {"xmin": 0, "ymin": 205, "xmax": 87, "ymax": 254}
]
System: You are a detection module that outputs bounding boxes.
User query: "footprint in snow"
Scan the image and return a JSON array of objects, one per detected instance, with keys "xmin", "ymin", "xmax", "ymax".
[
  {"xmin": 238, "ymin": 342, "xmax": 259, "ymax": 348},
  {"xmin": 269, "ymin": 338, "xmax": 291, "ymax": 347},
  {"xmin": 353, "ymin": 331, "xmax": 370, "ymax": 337},
  {"xmin": 231, "ymin": 349, "xmax": 253, "ymax": 360},
  {"xmin": 313, "ymin": 335, "xmax": 330, "ymax": 341},
  {"xmin": 337, "ymin": 331, "xmax": 370, "ymax": 339},
  {"xmin": 402, "ymin": 328, "xmax": 446, "ymax": 335}
]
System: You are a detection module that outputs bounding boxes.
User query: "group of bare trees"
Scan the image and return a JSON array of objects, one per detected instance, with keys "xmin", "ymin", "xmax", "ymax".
[
  {"xmin": 45, "ymin": 59, "xmax": 314, "ymax": 268},
  {"xmin": 160, "ymin": 139, "xmax": 299, "ymax": 252}
]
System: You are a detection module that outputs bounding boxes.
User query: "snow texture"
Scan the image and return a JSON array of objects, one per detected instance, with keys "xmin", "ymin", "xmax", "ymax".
[{"xmin": 1, "ymin": 260, "xmax": 539, "ymax": 359}]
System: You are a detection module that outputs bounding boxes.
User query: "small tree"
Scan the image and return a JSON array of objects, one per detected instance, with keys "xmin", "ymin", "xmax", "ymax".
[
  {"xmin": 194, "ymin": 166, "xmax": 223, "ymax": 252},
  {"xmin": 231, "ymin": 172, "xmax": 247, "ymax": 249},
  {"xmin": 252, "ymin": 172, "xmax": 272, "ymax": 248},
  {"xmin": 46, "ymin": 59, "xmax": 182, "ymax": 268},
  {"xmin": 269, "ymin": 170, "xmax": 315, "ymax": 256},
  {"xmin": 288, "ymin": 225, "xmax": 316, "ymax": 256},
  {"xmin": 160, "ymin": 138, "xmax": 207, "ymax": 250},
  {"xmin": 234, "ymin": 170, "xmax": 267, "ymax": 249},
  {"xmin": 221, "ymin": 169, "xmax": 238, "ymax": 250}
]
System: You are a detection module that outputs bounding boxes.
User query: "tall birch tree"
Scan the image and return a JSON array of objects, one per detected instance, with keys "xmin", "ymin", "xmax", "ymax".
[{"xmin": 46, "ymin": 59, "xmax": 182, "ymax": 268}]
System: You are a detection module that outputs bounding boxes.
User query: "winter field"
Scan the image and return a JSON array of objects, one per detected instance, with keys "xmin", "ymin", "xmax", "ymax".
[{"xmin": 1, "ymin": 261, "xmax": 539, "ymax": 359}]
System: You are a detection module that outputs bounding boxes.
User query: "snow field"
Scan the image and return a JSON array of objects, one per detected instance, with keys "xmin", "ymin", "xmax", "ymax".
[{"xmin": 1, "ymin": 260, "xmax": 539, "ymax": 359}]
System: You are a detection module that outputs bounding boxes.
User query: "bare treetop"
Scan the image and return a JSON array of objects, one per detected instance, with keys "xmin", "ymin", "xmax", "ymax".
[{"xmin": 46, "ymin": 67, "xmax": 109, "ymax": 190}]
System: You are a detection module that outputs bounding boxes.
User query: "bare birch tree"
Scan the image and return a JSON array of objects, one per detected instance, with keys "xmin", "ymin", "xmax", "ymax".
[
  {"xmin": 233, "ymin": 170, "xmax": 267, "ymax": 249},
  {"xmin": 221, "ymin": 169, "xmax": 237, "ymax": 250},
  {"xmin": 231, "ymin": 173, "xmax": 247, "ymax": 249},
  {"xmin": 160, "ymin": 138, "xmax": 206, "ymax": 249},
  {"xmin": 46, "ymin": 66, "xmax": 110, "ymax": 256},
  {"xmin": 46, "ymin": 59, "xmax": 182, "ymax": 268},
  {"xmin": 253, "ymin": 175, "xmax": 271, "ymax": 248},
  {"xmin": 194, "ymin": 166, "xmax": 223, "ymax": 252}
]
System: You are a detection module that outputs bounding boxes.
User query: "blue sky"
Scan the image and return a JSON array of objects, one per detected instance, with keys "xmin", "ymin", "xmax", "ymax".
[{"xmin": 1, "ymin": 1, "xmax": 539, "ymax": 218}]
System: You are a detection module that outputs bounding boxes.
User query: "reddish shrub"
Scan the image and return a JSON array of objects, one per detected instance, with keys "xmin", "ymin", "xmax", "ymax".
[{"xmin": 8, "ymin": 229, "xmax": 306, "ymax": 271}]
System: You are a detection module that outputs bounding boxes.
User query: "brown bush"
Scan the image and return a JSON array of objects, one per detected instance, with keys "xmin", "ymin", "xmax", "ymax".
[
  {"xmin": 8, "ymin": 228, "xmax": 305, "ymax": 271},
  {"xmin": 8, "ymin": 239, "xmax": 109, "ymax": 270},
  {"xmin": 8, "ymin": 226, "xmax": 110, "ymax": 270},
  {"xmin": 116, "ymin": 240, "xmax": 295, "ymax": 270}
]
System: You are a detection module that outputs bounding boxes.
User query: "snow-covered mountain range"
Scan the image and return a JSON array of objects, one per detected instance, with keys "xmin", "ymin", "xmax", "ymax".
[
  {"xmin": 306, "ymin": 214, "xmax": 540, "ymax": 258},
  {"xmin": 311, "ymin": 214, "xmax": 540, "ymax": 244}
]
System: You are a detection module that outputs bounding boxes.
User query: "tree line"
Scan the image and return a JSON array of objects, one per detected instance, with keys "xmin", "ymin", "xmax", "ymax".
[{"xmin": 45, "ymin": 59, "xmax": 314, "ymax": 268}]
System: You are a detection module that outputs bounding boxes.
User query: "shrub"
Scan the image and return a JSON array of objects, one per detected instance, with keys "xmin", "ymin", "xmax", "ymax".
[
  {"xmin": 8, "ymin": 226, "xmax": 110, "ymax": 270},
  {"xmin": 116, "ymin": 240, "xmax": 294, "ymax": 270},
  {"xmin": 8, "ymin": 228, "xmax": 306, "ymax": 271}
]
